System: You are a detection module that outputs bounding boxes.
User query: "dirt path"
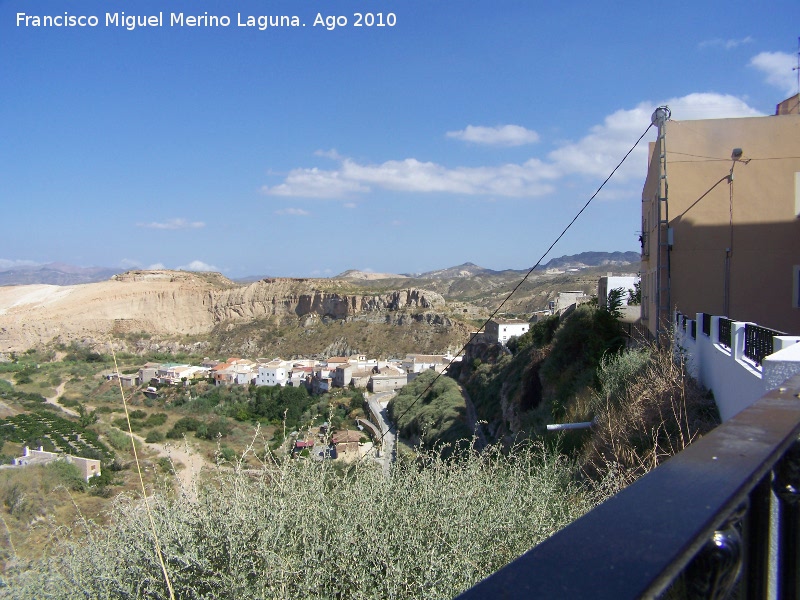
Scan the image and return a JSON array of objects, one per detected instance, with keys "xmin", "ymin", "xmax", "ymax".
[
  {"xmin": 46, "ymin": 380, "xmax": 209, "ymax": 496},
  {"xmin": 45, "ymin": 381, "xmax": 77, "ymax": 416}
]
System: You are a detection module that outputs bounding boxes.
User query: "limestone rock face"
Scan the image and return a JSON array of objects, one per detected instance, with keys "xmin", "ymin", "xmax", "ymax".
[{"xmin": 0, "ymin": 271, "xmax": 446, "ymax": 351}]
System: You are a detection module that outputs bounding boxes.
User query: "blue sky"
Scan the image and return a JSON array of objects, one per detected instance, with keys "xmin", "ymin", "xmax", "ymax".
[{"xmin": 1, "ymin": 0, "xmax": 797, "ymax": 278}]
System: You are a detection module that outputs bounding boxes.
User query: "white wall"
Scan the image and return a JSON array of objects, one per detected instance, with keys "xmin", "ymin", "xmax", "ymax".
[{"xmin": 675, "ymin": 313, "xmax": 800, "ymax": 421}]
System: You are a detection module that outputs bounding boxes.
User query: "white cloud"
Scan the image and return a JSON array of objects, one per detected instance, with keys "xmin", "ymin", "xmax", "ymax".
[
  {"xmin": 446, "ymin": 124, "xmax": 540, "ymax": 146},
  {"xmin": 262, "ymin": 92, "xmax": 762, "ymax": 198},
  {"xmin": 137, "ymin": 218, "xmax": 205, "ymax": 230},
  {"xmin": 147, "ymin": 263, "xmax": 166, "ymax": 270},
  {"xmin": 750, "ymin": 51, "xmax": 797, "ymax": 97},
  {"xmin": 276, "ymin": 208, "xmax": 311, "ymax": 216},
  {"xmin": 0, "ymin": 259, "xmax": 40, "ymax": 270},
  {"xmin": 264, "ymin": 168, "xmax": 370, "ymax": 198},
  {"xmin": 177, "ymin": 260, "xmax": 219, "ymax": 272},
  {"xmin": 314, "ymin": 149, "xmax": 343, "ymax": 160},
  {"xmin": 343, "ymin": 202, "xmax": 357, "ymax": 209},
  {"xmin": 698, "ymin": 36, "xmax": 753, "ymax": 50},
  {"xmin": 262, "ymin": 156, "xmax": 559, "ymax": 199},
  {"xmin": 548, "ymin": 93, "xmax": 762, "ymax": 181}
]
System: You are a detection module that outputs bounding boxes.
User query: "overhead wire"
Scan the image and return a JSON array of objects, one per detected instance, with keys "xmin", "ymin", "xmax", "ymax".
[
  {"xmin": 110, "ymin": 347, "xmax": 176, "ymax": 600},
  {"xmin": 359, "ymin": 119, "xmax": 656, "ymax": 464}
]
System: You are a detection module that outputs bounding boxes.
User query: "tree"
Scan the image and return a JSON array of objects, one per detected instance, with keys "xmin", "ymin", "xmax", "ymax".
[
  {"xmin": 77, "ymin": 404, "xmax": 98, "ymax": 428},
  {"xmin": 606, "ymin": 288, "xmax": 626, "ymax": 319},
  {"xmin": 627, "ymin": 280, "xmax": 641, "ymax": 306}
]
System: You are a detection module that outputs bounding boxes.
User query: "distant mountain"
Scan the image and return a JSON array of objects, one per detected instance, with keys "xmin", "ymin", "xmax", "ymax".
[
  {"xmin": 0, "ymin": 263, "xmax": 123, "ymax": 286},
  {"xmin": 335, "ymin": 270, "xmax": 409, "ymax": 281},
  {"xmin": 415, "ymin": 263, "xmax": 524, "ymax": 280},
  {"xmin": 233, "ymin": 275, "xmax": 274, "ymax": 283},
  {"xmin": 416, "ymin": 252, "xmax": 638, "ymax": 279},
  {"xmin": 543, "ymin": 251, "xmax": 639, "ymax": 270}
]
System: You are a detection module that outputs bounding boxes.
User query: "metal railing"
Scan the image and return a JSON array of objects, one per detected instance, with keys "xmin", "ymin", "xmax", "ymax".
[
  {"xmin": 455, "ymin": 376, "xmax": 800, "ymax": 600},
  {"xmin": 719, "ymin": 317, "xmax": 733, "ymax": 349},
  {"xmin": 745, "ymin": 323, "xmax": 785, "ymax": 366}
]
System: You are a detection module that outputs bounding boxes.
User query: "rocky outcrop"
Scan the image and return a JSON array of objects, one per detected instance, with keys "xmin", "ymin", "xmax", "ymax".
[
  {"xmin": 210, "ymin": 280, "xmax": 444, "ymax": 322},
  {"xmin": 0, "ymin": 271, "xmax": 447, "ymax": 351}
]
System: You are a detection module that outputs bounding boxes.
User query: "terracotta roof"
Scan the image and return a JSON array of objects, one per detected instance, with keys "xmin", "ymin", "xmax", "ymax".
[{"xmin": 333, "ymin": 430, "xmax": 363, "ymax": 444}]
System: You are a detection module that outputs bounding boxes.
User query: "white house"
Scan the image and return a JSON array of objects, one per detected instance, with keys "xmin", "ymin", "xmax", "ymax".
[
  {"xmin": 598, "ymin": 275, "xmax": 639, "ymax": 308},
  {"xmin": 485, "ymin": 319, "xmax": 530, "ymax": 346},
  {"xmin": 256, "ymin": 360, "xmax": 289, "ymax": 386}
]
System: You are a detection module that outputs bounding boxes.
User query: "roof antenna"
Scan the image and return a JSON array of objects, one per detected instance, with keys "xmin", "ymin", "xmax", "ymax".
[{"xmin": 795, "ymin": 36, "xmax": 800, "ymax": 97}]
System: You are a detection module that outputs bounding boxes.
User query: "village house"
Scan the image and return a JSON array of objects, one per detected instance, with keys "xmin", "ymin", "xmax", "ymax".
[
  {"xmin": 255, "ymin": 359, "xmax": 289, "ymax": 386},
  {"xmin": 368, "ymin": 365, "xmax": 407, "ymax": 393},
  {"xmin": 402, "ymin": 353, "xmax": 453, "ymax": 374},
  {"xmin": 485, "ymin": 318, "xmax": 530, "ymax": 346},
  {"xmin": 332, "ymin": 430, "xmax": 364, "ymax": 460},
  {"xmin": 13, "ymin": 446, "xmax": 101, "ymax": 481},
  {"xmin": 137, "ymin": 362, "xmax": 161, "ymax": 386}
]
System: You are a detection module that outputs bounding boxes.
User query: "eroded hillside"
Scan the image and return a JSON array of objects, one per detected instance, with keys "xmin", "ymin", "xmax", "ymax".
[{"xmin": 0, "ymin": 270, "xmax": 458, "ymax": 355}]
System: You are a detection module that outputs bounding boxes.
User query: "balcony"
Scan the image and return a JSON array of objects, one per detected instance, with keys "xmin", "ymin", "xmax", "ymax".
[{"xmin": 456, "ymin": 375, "xmax": 800, "ymax": 599}]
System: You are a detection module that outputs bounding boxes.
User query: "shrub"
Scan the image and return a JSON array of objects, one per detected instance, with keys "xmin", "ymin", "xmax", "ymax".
[
  {"xmin": 145, "ymin": 413, "xmax": 168, "ymax": 427},
  {"xmin": 145, "ymin": 430, "xmax": 165, "ymax": 443},
  {"xmin": 166, "ymin": 417, "xmax": 202, "ymax": 439},
  {"xmin": 583, "ymin": 344, "xmax": 720, "ymax": 483},
  {"xmin": 5, "ymin": 444, "xmax": 600, "ymax": 599},
  {"xmin": 45, "ymin": 461, "xmax": 86, "ymax": 492},
  {"xmin": 196, "ymin": 418, "xmax": 232, "ymax": 440}
]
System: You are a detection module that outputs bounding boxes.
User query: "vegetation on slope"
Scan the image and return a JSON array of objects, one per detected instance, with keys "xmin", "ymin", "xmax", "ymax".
[
  {"xmin": 458, "ymin": 304, "xmax": 719, "ymax": 473},
  {"xmin": 387, "ymin": 370, "xmax": 471, "ymax": 454},
  {"xmin": 4, "ymin": 445, "xmax": 599, "ymax": 599}
]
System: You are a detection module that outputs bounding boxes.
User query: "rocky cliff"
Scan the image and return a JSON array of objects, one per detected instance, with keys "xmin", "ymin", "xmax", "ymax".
[{"xmin": 0, "ymin": 271, "xmax": 447, "ymax": 352}]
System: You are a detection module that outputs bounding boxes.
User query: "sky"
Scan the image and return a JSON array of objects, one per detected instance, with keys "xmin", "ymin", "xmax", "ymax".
[{"xmin": 1, "ymin": 1, "xmax": 798, "ymax": 279}]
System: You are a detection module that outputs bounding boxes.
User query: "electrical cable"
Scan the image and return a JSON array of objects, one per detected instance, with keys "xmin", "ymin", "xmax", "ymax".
[
  {"xmin": 359, "ymin": 120, "xmax": 656, "ymax": 464},
  {"xmin": 110, "ymin": 347, "xmax": 176, "ymax": 600}
]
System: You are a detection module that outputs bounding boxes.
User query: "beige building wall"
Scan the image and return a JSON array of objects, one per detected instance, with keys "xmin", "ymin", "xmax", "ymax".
[{"xmin": 641, "ymin": 110, "xmax": 800, "ymax": 336}]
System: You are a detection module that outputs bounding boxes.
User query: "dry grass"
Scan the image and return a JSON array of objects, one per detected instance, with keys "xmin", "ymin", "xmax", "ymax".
[{"xmin": 581, "ymin": 343, "xmax": 719, "ymax": 486}]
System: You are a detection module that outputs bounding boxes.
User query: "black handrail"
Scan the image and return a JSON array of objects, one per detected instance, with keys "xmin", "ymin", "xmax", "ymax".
[
  {"xmin": 719, "ymin": 317, "xmax": 733, "ymax": 349},
  {"xmin": 744, "ymin": 323, "xmax": 785, "ymax": 366},
  {"xmin": 702, "ymin": 313, "xmax": 711, "ymax": 337},
  {"xmin": 455, "ymin": 376, "xmax": 800, "ymax": 599}
]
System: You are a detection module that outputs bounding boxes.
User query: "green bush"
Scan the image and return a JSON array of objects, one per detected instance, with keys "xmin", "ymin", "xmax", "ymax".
[
  {"xmin": 145, "ymin": 430, "xmax": 165, "ymax": 443},
  {"xmin": 5, "ymin": 444, "xmax": 600, "ymax": 599},
  {"xmin": 144, "ymin": 413, "xmax": 168, "ymax": 427},
  {"xmin": 389, "ymin": 371, "xmax": 471, "ymax": 455},
  {"xmin": 166, "ymin": 417, "xmax": 202, "ymax": 439},
  {"xmin": 45, "ymin": 461, "xmax": 86, "ymax": 492},
  {"xmin": 540, "ymin": 305, "xmax": 625, "ymax": 414},
  {"xmin": 196, "ymin": 418, "xmax": 232, "ymax": 440}
]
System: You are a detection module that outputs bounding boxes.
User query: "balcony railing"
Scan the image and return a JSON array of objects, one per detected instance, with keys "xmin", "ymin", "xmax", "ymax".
[
  {"xmin": 719, "ymin": 317, "xmax": 733, "ymax": 349},
  {"xmin": 702, "ymin": 313, "xmax": 711, "ymax": 337},
  {"xmin": 745, "ymin": 323, "xmax": 786, "ymax": 366},
  {"xmin": 455, "ymin": 375, "xmax": 800, "ymax": 600}
]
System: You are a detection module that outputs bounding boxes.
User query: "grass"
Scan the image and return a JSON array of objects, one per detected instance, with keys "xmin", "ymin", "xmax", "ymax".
[
  {"xmin": 3, "ymin": 443, "xmax": 601, "ymax": 599},
  {"xmin": 581, "ymin": 343, "xmax": 719, "ymax": 483}
]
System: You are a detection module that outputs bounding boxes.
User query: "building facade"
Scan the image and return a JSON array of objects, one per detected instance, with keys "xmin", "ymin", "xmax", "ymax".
[
  {"xmin": 485, "ymin": 319, "xmax": 530, "ymax": 345},
  {"xmin": 641, "ymin": 98, "xmax": 800, "ymax": 337}
]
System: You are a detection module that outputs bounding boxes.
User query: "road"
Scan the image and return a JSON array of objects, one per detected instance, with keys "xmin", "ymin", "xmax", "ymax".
[{"xmin": 366, "ymin": 391, "xmax": 397, "ymax": 476}]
